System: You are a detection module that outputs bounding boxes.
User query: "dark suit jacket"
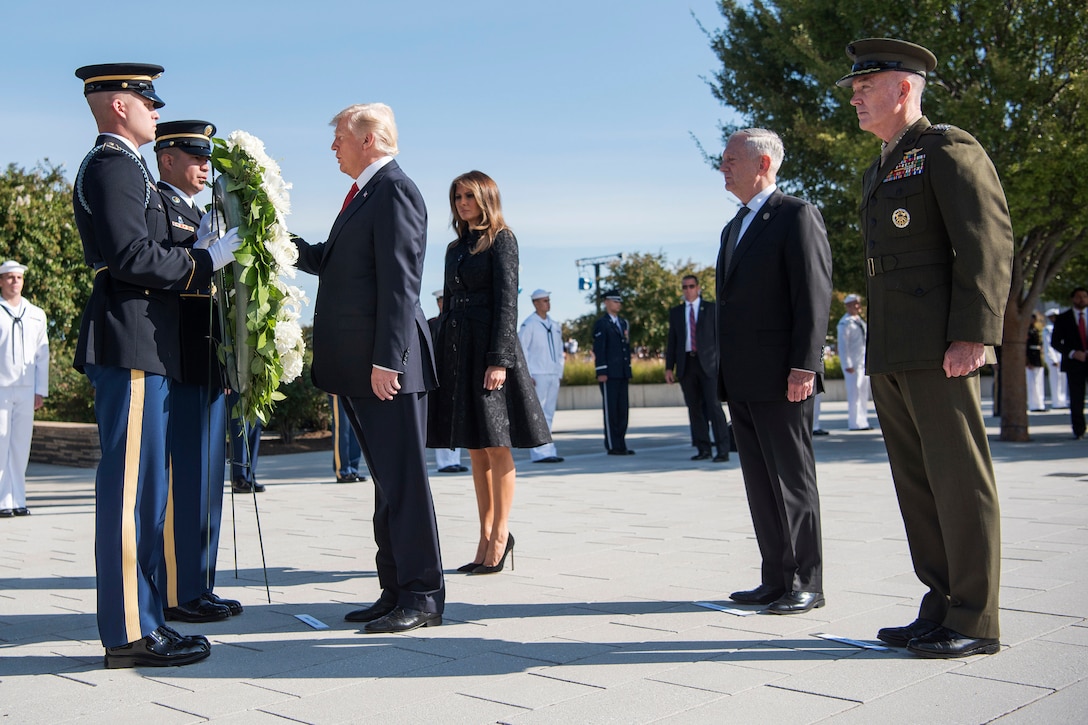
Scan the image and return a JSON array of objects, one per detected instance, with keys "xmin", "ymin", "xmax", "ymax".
[
  {"xmin": 1051, "ymin": 309, "xmax": 1088, "ymax": 375},
  {"xmin": 72, "ymin": 135, "xmax": 213, "ymax": 379},
  {"xmin": 593, "ymin": 315, "xmax": 632, "ymax": 379},
  {"xmin": 294, "ymin": 160, "xmax": 437, "ymax": 398},
  {"xmin": 716, "ymin": 190, "xmax": 832, "ymax": 401},
  {"xmin": 665, "ymin": 299, "xmax": 718, "ymax": 379}
]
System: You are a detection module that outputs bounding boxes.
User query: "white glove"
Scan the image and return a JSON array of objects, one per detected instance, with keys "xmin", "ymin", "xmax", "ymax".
[
  {"xmin": 197, "ymin": 208, "xmax": 227, "ymax": 242},
  {"xmin": 207, "ymin": 227, "xmax": 242, "ymax": 271}
]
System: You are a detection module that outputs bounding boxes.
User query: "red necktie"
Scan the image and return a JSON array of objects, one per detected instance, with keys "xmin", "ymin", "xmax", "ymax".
[
  {"xmin": 1079, "ymin": 310, "xmax": 1087, "ymax": 349},
  {"xmin": 340, "ymin": 182, "xmax": 359, "ymax": 213},
  {"xmin": 688, "ymin": 303, "xmax": 697, "ymax": 353}
]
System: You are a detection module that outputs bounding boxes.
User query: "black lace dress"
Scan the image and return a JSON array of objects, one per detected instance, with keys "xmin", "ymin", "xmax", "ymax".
[{"xmin": 427, "ymin": 229, "xmax": 551, "ymax": 450}]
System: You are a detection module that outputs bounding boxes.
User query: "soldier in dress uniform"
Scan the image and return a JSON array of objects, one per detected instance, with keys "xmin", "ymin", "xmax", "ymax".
[
  {"xmin": 593, "ymin": 289, "xmax": 633, "ymax": 455},
  {"xmin": 72, "ymin": 64, "xmax": 240, "ymax": 668},
  {"xmin": 839, "ymin": 39, "xmax": 1013, "ymax": 658},
  {"xmin": 153, "ymin": 120, "xmax": 243, "ymax": 624}
]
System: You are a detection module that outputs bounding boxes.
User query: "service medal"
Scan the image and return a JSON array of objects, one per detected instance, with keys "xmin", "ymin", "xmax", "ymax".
[{"xmin": 892, "ymin": 208, "xmax": 910, "ymax": 228}]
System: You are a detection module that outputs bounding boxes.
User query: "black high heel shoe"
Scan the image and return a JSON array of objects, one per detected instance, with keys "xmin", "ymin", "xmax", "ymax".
[
  {"xmin": 456, "ymin": 561, "xmax": 482, "ymax": 573},
  {"xmin": 470, "ymin": 534, "xmax": 514, "ymax": 574}
]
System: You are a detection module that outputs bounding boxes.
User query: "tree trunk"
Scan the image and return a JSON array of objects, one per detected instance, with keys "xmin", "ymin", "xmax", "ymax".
[{"xmin": 999, "ymin": 301, "xmax": 1031, "ymax": 441}]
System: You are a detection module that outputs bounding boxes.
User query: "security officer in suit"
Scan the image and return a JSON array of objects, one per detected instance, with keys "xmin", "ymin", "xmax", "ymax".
[
  {"xmin": 153, "ymin": 120, "xmax": 243, "ymax": 624},
  {"xmin": 840, "ymin": 39, "xmax": 1014, "ymax": 657},
  {"xmin": 1050, "ymin": 287, "xmax": 1088, "ymax": 438},
  {"xmin": 73, "ymin": 64, "xmax": 241, "ymax": 667},
  {"xmin": 665, "ymin": 274, "xmax": 729, "ymax": 462},
  {"xmin": 593, "ymin": 289, "xmax": 633, "ymax": 454}
]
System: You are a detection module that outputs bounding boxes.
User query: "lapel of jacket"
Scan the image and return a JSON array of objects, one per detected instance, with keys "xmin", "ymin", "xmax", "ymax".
[
  {"xmin": 864, "ymin": 116, "xmax": 930, "ymax": 202},
  {"xmin": 726, "ymin": 189, "xmax": 782, "ymax": 281},
  {"xmin": 323, "ymin": 160, "xmax": 399, "ymax": 265}
]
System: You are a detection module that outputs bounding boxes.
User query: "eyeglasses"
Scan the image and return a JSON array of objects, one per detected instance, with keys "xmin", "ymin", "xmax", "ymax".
[{"xmin": 681, "ymin": 284, "xmax": 697, "ymax": 289}]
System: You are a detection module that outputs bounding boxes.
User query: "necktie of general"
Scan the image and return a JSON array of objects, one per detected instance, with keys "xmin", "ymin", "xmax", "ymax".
[
  {"xmin": 340, "ymin": 182, "xmax": 360, "ymax": 213},
  {"xmin": 1079, "ymin": 311, "xmax": 1087, "ymax": 349},
  {"xmin": 688, "ymin": 303, "xmax": 697, "ymax": 353},
  {"xmin": 722, "ymin": 206, "xmax": 751, "ymax": 275}
]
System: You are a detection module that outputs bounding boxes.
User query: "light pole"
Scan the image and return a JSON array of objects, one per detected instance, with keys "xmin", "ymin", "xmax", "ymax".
[{"xmin": 575, "ymin": 253, "xmax": 624, "ymax": 315}]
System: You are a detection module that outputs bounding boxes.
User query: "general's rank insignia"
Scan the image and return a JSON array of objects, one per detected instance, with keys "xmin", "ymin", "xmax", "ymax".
[
  {"xmin": 892, "ymin": 208, "xmax": 911, "ymax": 228},
  {"xmin": 883, "ymin": 148, "xmax": 926, "ymax": 182}
]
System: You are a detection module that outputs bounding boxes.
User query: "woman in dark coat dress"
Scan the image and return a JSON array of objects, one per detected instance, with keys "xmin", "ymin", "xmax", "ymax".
[{"xmin": 427, "ymin": 171, "xmax": 550, "ymax": 574}]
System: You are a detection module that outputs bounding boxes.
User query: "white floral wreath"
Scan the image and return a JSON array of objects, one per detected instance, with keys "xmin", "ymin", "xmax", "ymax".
[{"xmin": 211, "ymin": 130, "xmax": 307, "ymax": 424}]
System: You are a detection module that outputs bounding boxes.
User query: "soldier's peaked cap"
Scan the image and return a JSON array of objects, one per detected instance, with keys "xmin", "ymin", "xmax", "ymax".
[
  {"xmin": 75, "ymin": 63, "xmax": 165, "ymax": 108},
  {"xmin": 836, "ymin": 39, "xmax": 936, "ymax": 88}
]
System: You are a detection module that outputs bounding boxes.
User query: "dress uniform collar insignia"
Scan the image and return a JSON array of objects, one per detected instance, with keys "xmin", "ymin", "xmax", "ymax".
[
  {"xmin": 884, "ymin": 148, "xmax": 926, "ymax": 183},
  {"xmin": 171, "ymin": 195, "xmax": 181, "ymax": 204}
]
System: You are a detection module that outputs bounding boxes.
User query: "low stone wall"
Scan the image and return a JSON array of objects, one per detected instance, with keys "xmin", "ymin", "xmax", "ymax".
[{"xmin": 31, "ymin": 421, "xmax": 101, "ymax": 469}]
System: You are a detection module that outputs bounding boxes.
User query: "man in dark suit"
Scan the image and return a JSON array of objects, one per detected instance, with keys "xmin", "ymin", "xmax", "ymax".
[
  {"xmin": 153, "ymin": 120, "xmax": 243, "ymax": 625},
  {"xmin": 294, "ymin": 103, "xmax": 444, "ymax": 633},
  {"xmin": 840, "ymin": 38, "xmax": 1013, "ymax": 657},
  {"xmin": 1050, "ymin": 287, "xmax": 1088, "ymax": 439},
  {"xmin": 593, "ymin": 290, "xmax": 634, "ymax": 455},
  {"xmin": 72, "ymin": 63, "xmax": 240, "ymax": 667},
  {"xmin": 716, "ymin": 128, "xmax": 832, "ymax": 615},
  {"xmin": 665, "ymin": 274, "xmax": 729, "ymax": 462}
]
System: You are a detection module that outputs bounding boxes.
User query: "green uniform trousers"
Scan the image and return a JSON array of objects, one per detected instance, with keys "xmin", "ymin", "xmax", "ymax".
[{"xmin": 871, "ymin": 369, "xmax": 1000, "ymax": 639}]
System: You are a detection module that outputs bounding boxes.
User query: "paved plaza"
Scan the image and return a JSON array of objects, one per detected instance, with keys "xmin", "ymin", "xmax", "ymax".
[{"xmin": 1, "ymin": 400, "xmax": 1086, "ymax": 723}]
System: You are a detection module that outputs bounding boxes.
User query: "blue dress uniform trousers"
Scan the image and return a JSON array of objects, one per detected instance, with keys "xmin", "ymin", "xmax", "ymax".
[
  {"xmin": 227, "ymin": 390, "xmax": 262, "ymax": 485},
  {"xmin": 160, "ymin": 382, "xmax": 226, "ymax": 606},
  {"xmin": 330, "ymin": 394, "xmax": 362, "ymax": 477},
  {"xmin": 85, "ymin": 364, "xmax": 171, "ymax": 648},
  {"xmin": 599, "ymin": 379, "xmax": 630, "ymax": 452}
]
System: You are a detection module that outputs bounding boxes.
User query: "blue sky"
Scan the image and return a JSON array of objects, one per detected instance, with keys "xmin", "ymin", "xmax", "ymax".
[{"xmin": 2, "ymin": 0, "xmax": 741, "ymax": 326}]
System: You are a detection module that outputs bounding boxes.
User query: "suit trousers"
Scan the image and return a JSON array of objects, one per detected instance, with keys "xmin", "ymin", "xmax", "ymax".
[
  {"xmin": 161, "ymin": 382, "xmax": 226, "ymax": 607},
  {"xmin": 678, "ymin": 354, "xmax": 729, "ymax": 454},
  {"xmin": 1067, "ymin": 368, "xmax": 1087, "ymax": 437},
  {"xmin": 344, "ymin": 392, "xmax": 445, "ymax": 613},
  {"xmin": 0, "ymin": 385, "xmax": 35, "ymax": 510},
  {"xmin": 599, "ymin": 378, "xmax": 629, "ymax": 452},
  {"xmin": 85, "ymin": 365, "xmax": 170, "ymax": 647},
  {"xmin": 871, "ymin": 370, "xmax": 1001, "ymax": 638},
  {"xmin": 529, "ymin": 374, "xmax": 560, "ymax": 460},
  {"xmin": 728, "ymin": 396, "xmax": 822, "ymax": 592}
]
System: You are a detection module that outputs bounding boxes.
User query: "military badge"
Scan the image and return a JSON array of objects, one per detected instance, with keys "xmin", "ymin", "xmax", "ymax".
[
  {"xmin": 883, "ymin": 148, "xmax": 926, "ymax": 183},
  {"xmin": 892, "ymin": 208, "xmax": 910, "ymax": 228},
  {"xmin": 171, "ymin": 195, "xmax": 181, "ymax": 204}
]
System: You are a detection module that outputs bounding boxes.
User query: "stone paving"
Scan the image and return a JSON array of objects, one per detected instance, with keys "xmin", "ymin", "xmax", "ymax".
[{"xmin": 1, "ymin": 400, "xmax": 1086, "ymax": 724}]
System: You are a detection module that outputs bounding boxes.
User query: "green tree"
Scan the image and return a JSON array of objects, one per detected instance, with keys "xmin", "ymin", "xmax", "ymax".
[
  {"xmin": 0, "ymin": 162, "xmax": 95, "ymax": 422},
  {"xmin": 565, "ymin": 252, "xmax": 717, "ymax": 355},
  {"xmin": 703, "ymin": 0, "xmax": 1088, "ymax": 441}
]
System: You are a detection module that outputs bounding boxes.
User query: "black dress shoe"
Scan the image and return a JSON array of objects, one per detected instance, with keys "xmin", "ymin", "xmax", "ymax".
[
  {"xmin": 0, "ymin": 509, "xmax": 13, "ymax": 517},
  {"xmin": 812, "ymin": 428, "xmax": 830, "ymax": 436},
  {"xmin": 344, "ymin": 600, "xmax": 396, "ymax": 623},
  {"xmin": 438, "ymin": 465, "xmax": 463, "ymax": 473},
  {"xmin": 164, "ymin": 597, "xmax": 231, "ymax": 623},
  {"xmin": 691, "ymin": 452, "xmax": 712, "ymax": 461},
  {"xmin": 159, "ymin": 625, "xmax": 210, "ymax": 649},
  {"xmin": 713, "ymin": 453, "xmax": 730, "ymax": 462},
  {"xmin": 335, "ymin": 473, "xmax": 360, "ymax": 483},
  {"xmin": 232, "ymin": 479, "xmax": 266, "ymax": 493},
  {"xmin": 533, "ymin": 456, "xmax": 565, "ymax": 463},
  {"xmin": 907, "ymin": 626, "xmax": 1000, "ymax": 658},
  {"xmin": 363, "ymin": 607, "xmax": 442, "ymax": 633},
  {"xmin": 13, "ymin": 507, "xmax": 29, "ymax": 516},
  {"xmin": 766, "ymin": 591, "xmax": 825, "ymax": 614},
  {"xmin": 104, "ymin": 626, "xmax": 211, "ymax": 668},
  {"xmin": 729, "ymin": 584, "xmax": 786, "ymax": 605},
  {"xmin": 202, "ymin": 591, "xmax": 243, "ymax": 616},
  {"xmin": 877, "ymin": 618, "xmax": 941, "ymax": 647},
  {"xmin": 607, "ymin": 449, "xmax": 635, "ymax": 455}
]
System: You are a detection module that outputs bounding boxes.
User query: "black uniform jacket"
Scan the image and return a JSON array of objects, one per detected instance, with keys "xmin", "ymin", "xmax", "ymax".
[{"xmin": 73, "ymin": 135, "xmax": 214, "ymax": 378}]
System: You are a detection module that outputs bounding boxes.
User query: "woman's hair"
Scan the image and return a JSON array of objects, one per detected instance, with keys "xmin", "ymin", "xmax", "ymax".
[{"xmin": 448, "ymin": 170, "xmax": 508, "ymax": 254}]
